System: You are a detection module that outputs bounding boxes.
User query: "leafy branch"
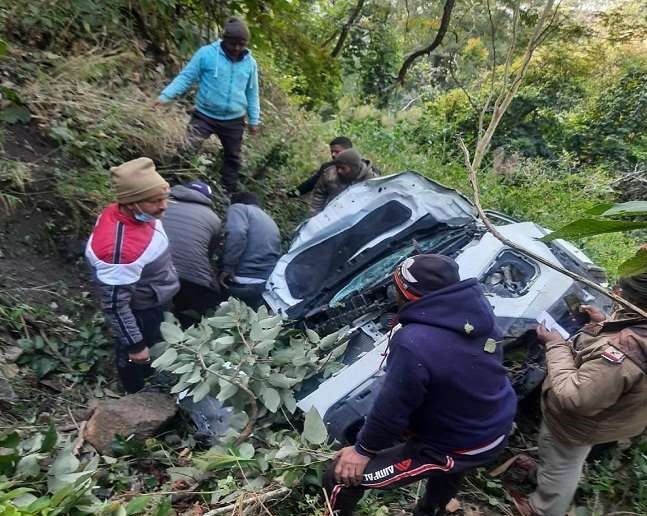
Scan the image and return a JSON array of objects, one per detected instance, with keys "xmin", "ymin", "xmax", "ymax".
[{"xmin": 458, "ymin": 0, "xmax": 647, "ymax": 318}]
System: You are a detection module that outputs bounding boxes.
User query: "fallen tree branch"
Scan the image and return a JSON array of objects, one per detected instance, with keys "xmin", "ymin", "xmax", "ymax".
[
  {"xmin": 203, "ymin": 487, "xmax": 291, "ymax": 515},
  {"xmin": 459, "ymin": 138, "xmax": 647, "ymax": 319},
  {"xmin": 194, "ymin": 350, "xmax": 258, "ymax": 446}
]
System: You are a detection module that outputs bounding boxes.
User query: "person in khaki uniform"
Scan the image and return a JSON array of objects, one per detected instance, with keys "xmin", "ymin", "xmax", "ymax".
[{"xmin": 515, "ymin": 273, "xmax": 647, "ymax": 516}]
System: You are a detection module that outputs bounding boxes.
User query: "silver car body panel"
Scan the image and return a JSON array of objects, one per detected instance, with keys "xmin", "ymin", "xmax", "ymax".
[{"xmin": 264, "ymin": 172, "xmax": 476, "ymax": 313}]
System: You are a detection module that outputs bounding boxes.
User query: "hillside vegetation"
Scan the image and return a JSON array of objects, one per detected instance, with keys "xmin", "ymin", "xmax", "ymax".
[{"xmin": 1, "ymin": 0, "xmax": 647, "ymax": 514}]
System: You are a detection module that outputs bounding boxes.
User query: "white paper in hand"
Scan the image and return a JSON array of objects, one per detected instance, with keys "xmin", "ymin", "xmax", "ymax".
[{"xmin": 536, "ymin": 311, "xmax": 570, "ymax": 339}]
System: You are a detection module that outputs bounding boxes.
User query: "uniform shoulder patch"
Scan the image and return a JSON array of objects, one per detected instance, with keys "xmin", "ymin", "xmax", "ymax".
[{"xmin": 601, "ymin": 346, "xmax": 625, "ymax": 364}]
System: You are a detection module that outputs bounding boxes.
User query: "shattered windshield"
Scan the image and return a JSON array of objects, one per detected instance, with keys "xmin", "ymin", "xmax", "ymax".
[{"xmin": 329, "ymin": 232, "xmax": 460, "ymax": 306}]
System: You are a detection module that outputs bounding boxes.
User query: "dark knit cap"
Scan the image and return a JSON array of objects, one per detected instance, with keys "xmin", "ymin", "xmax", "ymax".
[
  {"xmin": 334, "ymin": 148, "xmax": 362, "ymax": 173},
  {"xmin": 618, "ymin": 273, "xmax": 647, "ymax": 307},
  {"xmin": 223, "ymin": 17, "xmax": 250, "ymax": 40},
  {"xmin": 184, "ymin": 180, "xmax": 214, "ymax": 201},
  {"xmin": 393, "ymin": 254, "xmax": 461, "ymax": 301}
]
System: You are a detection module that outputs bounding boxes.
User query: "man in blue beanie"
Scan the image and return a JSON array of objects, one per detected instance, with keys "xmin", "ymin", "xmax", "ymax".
[
  {"xmin": 163, "ymin": 181, "xmax": 223, "ymax": 327},
  {"xmin": 323, "ymin": 254, "xmax": 517, "ymax": 516},
  {"xmin": 156, "ymin": 17, "xmax": 260, "ymax": 193}
]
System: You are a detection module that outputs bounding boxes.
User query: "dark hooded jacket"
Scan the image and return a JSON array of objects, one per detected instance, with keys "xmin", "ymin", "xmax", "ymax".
[
  {"xmin": 309, "ymin": 159, "xmax": 379, "ymax": 215},
  {"xmin": 163, "ymin": 185, "xmax": 222, "ymax": 289},
  {"xmin": 356, "ymin": 279, "xmax": 517, "ymax": 456}
]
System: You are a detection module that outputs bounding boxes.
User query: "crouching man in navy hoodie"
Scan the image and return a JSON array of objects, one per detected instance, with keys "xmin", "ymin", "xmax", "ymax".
[{"xmin": 323, "ymin": 254, "xmax": 517, "ymax": 516}]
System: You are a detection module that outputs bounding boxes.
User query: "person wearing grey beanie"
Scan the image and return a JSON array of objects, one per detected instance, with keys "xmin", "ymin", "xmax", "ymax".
[
  {"xmin": 156, "ymin": 16, "xmax": 260, "ymax": 193},
  {"xmin": 310, "ymin": 148, "xmax": 381, "ymax": 215}
]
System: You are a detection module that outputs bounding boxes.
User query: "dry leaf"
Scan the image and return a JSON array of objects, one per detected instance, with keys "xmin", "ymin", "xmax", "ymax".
[
  {"xmin": 488, "ymin": 453, "xmax": 532, "ymax": 477},
  {"xmin": 445, "ymin": 498, "xmax": 461, "ymax": 513}
]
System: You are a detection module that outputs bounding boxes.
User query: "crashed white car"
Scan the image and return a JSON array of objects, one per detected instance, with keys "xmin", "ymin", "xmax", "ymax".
[{"xmin": 263, "ymin": 172, "xmax": 610, "ymax": 444}]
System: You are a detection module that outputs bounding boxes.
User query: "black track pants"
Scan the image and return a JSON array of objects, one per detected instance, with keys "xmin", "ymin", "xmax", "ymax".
[{"xmin": 323, "ymin": 439, "xmax": 505, "ymax": 516}]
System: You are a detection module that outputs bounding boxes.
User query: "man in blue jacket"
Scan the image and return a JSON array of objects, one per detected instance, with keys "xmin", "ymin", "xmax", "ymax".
[
  {"xmin": 323, "ymin": 254, "xmax": 517, "ymax": 516},
  {"xmin": 156, "ymin": 17, "xmax": 260, "ymax": 193}
]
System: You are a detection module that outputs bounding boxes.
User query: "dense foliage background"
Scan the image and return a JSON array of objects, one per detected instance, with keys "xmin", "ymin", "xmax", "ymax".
[{"xmin": 2, "ymin": 0, "xmax": 647, "ymax": 514}]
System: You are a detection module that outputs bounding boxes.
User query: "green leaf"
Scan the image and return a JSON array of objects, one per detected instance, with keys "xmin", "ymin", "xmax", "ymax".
[
  {"xmin": 0, "ymin": 39, "xmax": 7, "ymax": 56},
  {"xmin": 125, "ymin": 495, "xmax": 150, "ymax": 515},
  {"xmin": 601, "ymin": 201, "xmax": 647, "ymax": 218},
  {"xmin": 302, "ymin": 407, "xmax": 327, "ymax": 445},
  {"xmin": 12, "ymin": 492, "xmax": 38, "ymax": 507},
  {"xmin": 160, "ymin": 322, "xmax": 185, "ymax": 344},
  {"xmin": 281, "ymin": 390, "xmax": 297, "ymax": 414},
  {"xmin": 0, "ymin": 431, "xmax": 20, "ymax": 449},
  {"xmin": 259, "ymin": 315, "xmax": 282, "ymax": 329},
  {"xmin": 0, "ymin": 104, "xmax": 30, "ymax": 124},
  {"xmin": 267, "ymin": 374, "xmax": 298, "ymax": 389},
  {"xmin": 40, "ymin": 421, "xmax": 58, "ymax": 452},
  {"xmin": 271, "ymin": 347, "xmax": 300, "ymax": 365},
  {"xmin": 318, "ymin": 331, "xmax": 340, "ymax": 351},
  {"xmin": 50, "ymin": 448, "xmax": 80, "ymax": 477},
  {"xmin": 483, "ymin": 338, "xmax": 497, "ymax": 354},
  {"xmin": 16, "ymin": 454, "xmax": 40, "ymax": 478},
  {"xmin": 171, "ymin": 363, "xmax": 195, "ymax": 375},
  {"xmin": 206, "ymin": 316, "xmax": 236, "ymax": 329},
  {"xmin": 541, "ymin": 219, "xmax": 647, "ymax": 241},
  {"xmin": 238, "ymin": 442, "xmax": 255, "ymax": 460},
  {"xmin": 31, "ymin": 356, "xmax": 59, "ymax": 379},
  {"xmin": 275, "ymin": 443, "xmax": 299, "ymax": 460},
  {"xmin": 151, "ymin": 348, "xmax": 178, "ymax": 369},
  {"xmin": 213, "ymin": 335, "xmax": 236, "ymax": 352},
  {"xmin": 216, "ymin": 380, "xmax": 238, "ymax": 403},
  {"xmin": 229, "ymin": 411, "xmax": 249, "ymax": 432},
  {"xmin": 253, "ymin": 339, "xmax": 275, "ymax": 356},
  {"xmin": 585, "ymin": 203, "xmax": 614, "ymax": 216},
  {"xmin": 191, "ymin": 381, "xmax": 212, "ymax": 403},
  {"xmin": 306, "ymin": 329, "xmax": 320, "ymax": 344},
  {"xmin": 618, "ymin": 248, "xmax": 647, "ymax": 276},
  {"xmin": 153, "ymin": 496, "xmax": 172, "ymax": 516},
  {"xmin": 260, "ymin": 386, "xmax": 281, "ymax": 412},
  {"xmin": 170, "ymin": 379, "xmax": 190, "ymax": 394}
]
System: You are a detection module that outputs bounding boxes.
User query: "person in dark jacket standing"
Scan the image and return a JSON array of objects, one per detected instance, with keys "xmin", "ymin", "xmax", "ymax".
[
  {"xmin": 85, "ymin": 158, "xmax": 180, "ymax": 393},
  {"xmin": 219, "ymin": 192, "xmax": 281, "ymax": 309},
  {"xmin": 323, "ymin": 254, "xmax": 517, "ymax": 516},
  {"xmin": 289, "ymin": 136, "xmax": 353, "ymax": 197},
  {"xmin": 163, "ymin": 181, "xmax": 223, "ymax": 327},
  {"xmin": 155, "ymin": 17, "xmax": 260, "ymax": 193}
]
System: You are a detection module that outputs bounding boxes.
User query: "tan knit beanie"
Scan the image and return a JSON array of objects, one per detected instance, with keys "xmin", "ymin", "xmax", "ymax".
[{"xmin": 110, "ymin": 157, "xmax": 169, "ymax": 204}]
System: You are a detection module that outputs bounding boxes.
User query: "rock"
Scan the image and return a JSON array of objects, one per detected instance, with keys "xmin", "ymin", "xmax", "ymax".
[
  {"xmin": 2, "ymin": 346, "xmax": 23, "ymax": 363},
  {"xmin": 85, "ymin": 392, "xmax": 178, "ymax": 455}
]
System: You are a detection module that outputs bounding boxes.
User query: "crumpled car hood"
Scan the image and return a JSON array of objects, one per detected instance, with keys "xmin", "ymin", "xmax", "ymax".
[{"xmin": 264, "ymin": 172, "xmax": 477, "ymax": 316}]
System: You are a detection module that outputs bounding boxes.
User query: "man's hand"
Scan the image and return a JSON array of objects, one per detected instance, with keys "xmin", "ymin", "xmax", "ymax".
[
  {"xmin": 129, "ymin": 346, "xmax": 150, "ymax": 365},
  {"xmin": 286, "ymin": 189, "xmax": 301, "ymax": 198},
  {"xmin": 536, "ymin": 324, "xmax": 563, "ymax": 345},
  {"xmin": 219, "ymin": 271, "xmax": 232, "ymax": 289},
  {"xmin": 248, "ymin": 125, "xmax": 259, "ymax": 136},
  {"xmin": 580, "ymin": 304, "xmax": 606, "ymax": 323},
  {"xmin": 153, "ymin": 100, "xmax": 164, "ymax": 110},
  {"xmin": 334, "ymin": 446, "xmax": 371, "ymax": 486}
]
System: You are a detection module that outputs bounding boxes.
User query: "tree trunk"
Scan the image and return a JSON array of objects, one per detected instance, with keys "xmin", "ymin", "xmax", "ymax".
[{"xmin": 395, "ymin": 0, "xmax": 456, "ymax": 84}]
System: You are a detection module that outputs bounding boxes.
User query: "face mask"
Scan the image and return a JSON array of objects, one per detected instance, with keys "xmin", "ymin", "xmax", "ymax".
[{"xmin": 133, "ymin": 204, "xmax": 155, "ymax": 223}]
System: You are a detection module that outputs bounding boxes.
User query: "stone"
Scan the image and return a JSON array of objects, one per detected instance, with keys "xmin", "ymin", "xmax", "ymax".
[
  {"xmin": 2, "ymin": 346, "xmax": 23, "ymax": 363},
  {"xmin": 85, "ymin": 392, "xmax": 178, "ymax": 455}
]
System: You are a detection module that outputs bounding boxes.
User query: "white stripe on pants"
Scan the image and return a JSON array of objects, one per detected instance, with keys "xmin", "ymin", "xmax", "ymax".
[{"xmin": 529, "ymin": 421, "xmax": 592, "ymax": 516}]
